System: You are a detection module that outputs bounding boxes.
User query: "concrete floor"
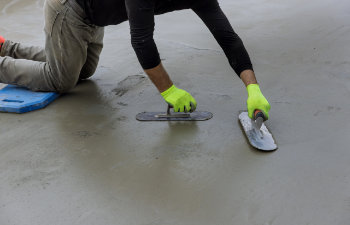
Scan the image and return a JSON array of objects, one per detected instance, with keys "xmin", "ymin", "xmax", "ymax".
[{"xmin": 1, "ymin": 0, "xmax": 350, "ymax": 224}]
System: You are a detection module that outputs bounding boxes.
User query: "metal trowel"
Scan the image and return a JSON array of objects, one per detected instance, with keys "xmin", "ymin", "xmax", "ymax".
[
  {"xmin": 136, "ymin": 105, "xmax": 213, "ymax": 121},
  {"xmin": 238, "ymin": 110, "xmax": 277, "ymax": 151}
]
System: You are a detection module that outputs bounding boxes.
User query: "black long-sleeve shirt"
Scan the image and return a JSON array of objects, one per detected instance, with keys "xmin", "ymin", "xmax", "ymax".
[{"xmin": 75, "ymin": 0, "xmax": 253, "ymax": 76}]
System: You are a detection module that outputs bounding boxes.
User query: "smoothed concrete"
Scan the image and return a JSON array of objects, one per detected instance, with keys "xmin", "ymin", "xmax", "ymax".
[{"xmin": 1, "ymin": 0, "xmax": 350, "ymax": 224}]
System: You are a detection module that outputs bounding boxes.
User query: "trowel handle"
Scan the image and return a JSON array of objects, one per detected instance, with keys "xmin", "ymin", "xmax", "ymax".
[
  {"xmin": 167, "ymin": 104, "xmax": 173, "ymax": 115},
  {"xmin": 254, "ymin": 110, "xmax": 266, "ymax": 121}
]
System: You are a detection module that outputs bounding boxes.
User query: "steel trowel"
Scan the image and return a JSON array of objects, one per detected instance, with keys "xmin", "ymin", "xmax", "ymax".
[
  {"xmin": 136, "ymin": 105, "xmax": 213, "ymax": 121},
  {"xmin": 238, "ymin": 110, "xmax": 277, "ymax": 151}
]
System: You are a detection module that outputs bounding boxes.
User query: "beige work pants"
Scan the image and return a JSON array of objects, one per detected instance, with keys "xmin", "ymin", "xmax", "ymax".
[{"xmin": 0, "ymin": 0, "xmax": 104, "ymax": 93}]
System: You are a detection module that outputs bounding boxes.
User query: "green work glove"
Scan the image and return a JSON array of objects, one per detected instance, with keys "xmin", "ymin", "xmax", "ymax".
[
  {"xmin": 246, "ymin": 84, "xmax": 271, "ymax": 119},
  {"xmin": 161, "ymin": 85, "xmax": 197, "ymax": 113}
]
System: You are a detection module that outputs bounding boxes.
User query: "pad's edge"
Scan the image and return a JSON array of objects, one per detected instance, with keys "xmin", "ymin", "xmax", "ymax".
[{"xmin": 0, "ymin": 85, "xmax": 59, "ymax": 113}]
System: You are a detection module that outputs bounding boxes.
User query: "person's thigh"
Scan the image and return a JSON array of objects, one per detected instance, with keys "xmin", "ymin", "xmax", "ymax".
[
  {"xmin": 79, "ymin": 27, "xmax": 104, "ymax": 80},
  {"xmin": 44, "ymin": 0, "xmax": 92, "ymax": 92}
]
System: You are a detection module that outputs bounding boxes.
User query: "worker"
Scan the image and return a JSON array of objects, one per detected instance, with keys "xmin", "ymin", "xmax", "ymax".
[{"xmin": 0, "ymin": 0, "xmax": 270, "ymax": 119}]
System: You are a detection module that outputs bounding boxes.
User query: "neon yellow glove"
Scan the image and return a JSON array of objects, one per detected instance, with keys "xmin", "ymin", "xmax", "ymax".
[
  {"xmin": 161, "ymin": 85, "xmax": 197, "ymax": 113},
  {"xmin": 246, "ymin": 84, "xmax": 271, "ymax": 119}
]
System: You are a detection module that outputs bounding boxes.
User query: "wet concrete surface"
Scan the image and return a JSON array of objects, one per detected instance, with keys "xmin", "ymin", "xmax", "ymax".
[{"xmin": 1, "ymin": 0, "xmax": 350, "ymax": 224}]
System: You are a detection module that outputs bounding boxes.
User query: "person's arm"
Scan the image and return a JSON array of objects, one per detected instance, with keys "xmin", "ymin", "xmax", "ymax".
[
  {"xmin": 192, "ymin": 1, "xmax": 254, "ymax": 78},
  {"xmin": 125, "ymin": 0, "xmax": 196, "ymax": 112},
  {"xmin": 240, "ymin": 70, "xmax": 257, "ymax": 87},
  {"xmin": 193, "ymin": 1, "xmax": 259, "ymax": 87},
  {"xmin": 144, "ymin": 63, "xmax": 173, "ymax": 93},
  {"xmin": 192, "ymin": 2, "xmax": 270, "ymax": 119}
]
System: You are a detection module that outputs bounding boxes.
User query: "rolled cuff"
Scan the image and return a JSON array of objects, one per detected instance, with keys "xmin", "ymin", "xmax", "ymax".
[
  {"xmin": 140, "ymin": 57, "xmax": 161, "ymax": 70},
  {"xmin": 235, "ymin": 64, "xmax": 254, "ymax": 77},
  {"xmin": 0, "ymin": 40, "xmax": 10, "ymax": 57}
]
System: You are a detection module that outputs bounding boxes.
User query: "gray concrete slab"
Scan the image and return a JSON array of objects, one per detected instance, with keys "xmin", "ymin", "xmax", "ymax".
[{"xmin": 1, "ymin": 0, "xmax": 350, "ymax": 224}]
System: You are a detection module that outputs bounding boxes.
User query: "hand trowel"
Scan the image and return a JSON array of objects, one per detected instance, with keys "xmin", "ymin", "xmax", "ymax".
[{"xmin": 238, "ymin": 110, "xmax": 277, "ymax": 151}]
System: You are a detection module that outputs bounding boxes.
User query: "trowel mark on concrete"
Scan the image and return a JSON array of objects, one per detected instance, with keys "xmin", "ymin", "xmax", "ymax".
[
  {"xmin": 1, "ymin": 0, "xmax": 22, "ymax": 14},
  {"xmin": 117, "ymin": 102, "xmax": 128, "ymax": 106},
  {"xmin": 314, "ymin": 106, "xmax": 342, "ymax": 116},
  {"xmin": 73, "ymin": 130, "xmax": 100, "ymax": 138},
  {"xmin": 116, "ymin": 116, "xmax": 127, "ymax": 121},
  {"xmin": 208, "ymin": 92, "xmax": 232, "ymax": 101},
  {"xmin": 112, "ymin": 75, "xmax": 147, "ymax": 97}
]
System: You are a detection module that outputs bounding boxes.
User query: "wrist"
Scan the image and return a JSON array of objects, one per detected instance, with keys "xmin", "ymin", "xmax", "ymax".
[
  {"xmin": 144, "ymin": 63, "xmax": 173, "ymax": 93},
  {"xmin": 240, "ymin": 70, "xmax": 257, "ymax": 86},
  {"xmin": 161, "ymin": 84, "xmax": 176, "ymax": 98},
  {"xmin": 246, "ymin": 84, "xmax": 262, "ymax": 97}
]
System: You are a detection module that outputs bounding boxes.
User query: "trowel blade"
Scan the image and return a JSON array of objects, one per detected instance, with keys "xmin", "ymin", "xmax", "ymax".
[
  {"xmin": 136, "ymin": 111, "xmax": 213, "ymax": 121},
  {"xmin": 238, "ymin": 111, "xmax": 277, "ymax": 151}
]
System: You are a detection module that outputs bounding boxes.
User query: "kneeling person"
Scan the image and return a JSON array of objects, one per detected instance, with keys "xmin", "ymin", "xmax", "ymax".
[{"xmin": 0, "ymin": 0, "xmax": 270, "ymax": 119}]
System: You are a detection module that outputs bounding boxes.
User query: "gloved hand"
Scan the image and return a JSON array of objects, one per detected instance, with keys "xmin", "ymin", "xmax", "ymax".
[
  {"xmin": 161, "ymin": 85, "xmax": 197, "ymax": 113},
  {"xmin": 246, "ymin": 84, "xmax": 271, "ymax": 119}
]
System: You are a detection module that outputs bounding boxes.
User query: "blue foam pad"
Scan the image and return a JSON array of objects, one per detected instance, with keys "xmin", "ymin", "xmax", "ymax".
[{"xmin": 0, "ymin": 85, "xmax": 59, "ymax": 113}]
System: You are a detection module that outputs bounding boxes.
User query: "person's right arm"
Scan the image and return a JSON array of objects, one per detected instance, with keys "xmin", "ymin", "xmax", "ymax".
[{"xmin": 125, "ymin": 0, "xmax": 197, "ymax": 112}]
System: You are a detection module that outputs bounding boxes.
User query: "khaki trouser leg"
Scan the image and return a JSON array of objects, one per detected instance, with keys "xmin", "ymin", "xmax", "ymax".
[
  {"xmin": 79, "ymin": 27, "xmax": 104, "ymax": 80},
  {"xmin": 0, "ymin": 41, "xmax": 46, "ymax": 62},
  {"xmin": 1, "ymin": 33, "xmax": 104, "ymax": 81},
  {"xmin": 0, "ymin": 0, "xmax": 104, "ymax": 92}
]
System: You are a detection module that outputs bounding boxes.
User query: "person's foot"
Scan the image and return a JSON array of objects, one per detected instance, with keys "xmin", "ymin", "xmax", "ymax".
[{"xmin": 0, "ymin": 36, "xmax": 5, "ymax": 52}]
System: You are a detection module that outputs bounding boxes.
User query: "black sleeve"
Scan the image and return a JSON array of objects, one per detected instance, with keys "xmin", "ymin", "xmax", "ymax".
[
  {"xmin": 192, "ymin": 1, "xmax": 253, "ymax": 76},
  {"xmin": 125, "ymin": 0, "xmax": 161, "ymax": 70}
]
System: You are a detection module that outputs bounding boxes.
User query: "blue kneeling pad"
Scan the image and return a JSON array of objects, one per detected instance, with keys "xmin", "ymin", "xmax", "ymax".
[{"xmin": 0, "ymin": 85, "xmax": 59, "ymax": 113}]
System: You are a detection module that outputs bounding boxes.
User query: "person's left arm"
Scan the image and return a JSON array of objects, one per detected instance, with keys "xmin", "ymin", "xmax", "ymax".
[{"xmin": 192, "ymin": 2, "xmax": 270, "ymax": 119}]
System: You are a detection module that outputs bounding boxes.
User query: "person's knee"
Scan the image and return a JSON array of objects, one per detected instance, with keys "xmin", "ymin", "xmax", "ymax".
[
  {"xmin": 45, "ymin": 61, "xmax": 84, "ymax": 93},
  {"xmin": 50, "ymin": 75, "xmax": 77, "ymax": 93},
  {"xmin": 79, "ymin": 70, "xmax": 95, "ymax": 80},
  {"xmin": 79, "ymin": 64, "xmax": 97, "ymax": 80},
  {"xmin": 55, "ymin": 81, "xmax": 76, "ymax": 93}
]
